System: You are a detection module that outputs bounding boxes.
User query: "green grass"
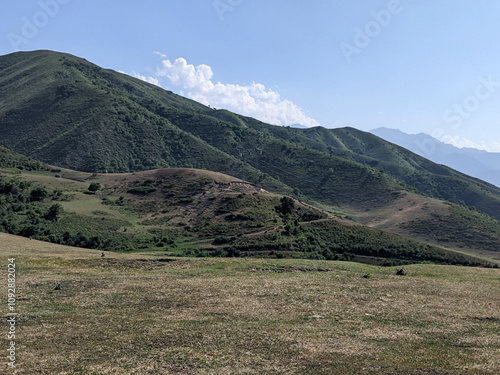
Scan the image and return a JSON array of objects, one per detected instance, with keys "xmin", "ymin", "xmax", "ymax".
[{"xmin": 1, "ymin": 232, "xmax": 499, "ymax": 374}]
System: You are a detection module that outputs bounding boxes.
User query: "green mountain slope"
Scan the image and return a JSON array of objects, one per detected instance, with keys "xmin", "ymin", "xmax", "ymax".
[
  {"xmin": 215, "ymin": 114, "xmax": 500, "ymax": 220},
  {"xmin": 300, "ymin": 126, "xmax": 500, "ymax": 218},
  {"xmin": 0, "ymin": 50, "xmax": 401, "ymax": 209},
  {"xmin": 1, "ymin": 50, "xmax": 500, "ymax": 260}
]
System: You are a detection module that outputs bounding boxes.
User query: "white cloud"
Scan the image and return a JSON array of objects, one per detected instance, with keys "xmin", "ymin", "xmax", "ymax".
[
  {"xmin": 154, "ymin": 51, "xmax": 167, "ymax": 59},
  {"xmin": 441, "ymin": 135, "xmax": 500, "ymax": 152},
  {"xmin": 132, "ymin": 72, "xmax": 160, "ymax": 87},
  {"xmin": 152, "ymin": 56, "xmax": 320, "ymax": 128}
]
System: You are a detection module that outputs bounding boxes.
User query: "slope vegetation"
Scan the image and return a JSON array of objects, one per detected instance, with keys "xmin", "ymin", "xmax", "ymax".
[{"xmin": 0, "ymin": 149, "xmax": 495, "ymax": 266}]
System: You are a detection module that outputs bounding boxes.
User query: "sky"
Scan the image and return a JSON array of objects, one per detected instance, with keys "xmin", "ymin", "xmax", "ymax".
[{"xmin": 1, "ymin": 0, "xmax": 500, "ymax": 152}]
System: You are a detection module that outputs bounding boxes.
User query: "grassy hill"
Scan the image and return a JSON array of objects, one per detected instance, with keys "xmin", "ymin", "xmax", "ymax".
[
  {"xmin": 1, "ymin": 50, "xmax": 500, "ymax": 263},
  {"xmin": 2, "ymin": 232, "xmax": 500, "ymax": 374},
  {"xmin": 0, "ymin": 148, "xmax": 497, "ymax": 267}
]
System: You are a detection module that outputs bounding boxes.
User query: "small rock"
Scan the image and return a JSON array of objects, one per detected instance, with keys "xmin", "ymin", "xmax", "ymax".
[{"xmin": 309, "ymin": 314, "xmax": 324, "ymax": 319}]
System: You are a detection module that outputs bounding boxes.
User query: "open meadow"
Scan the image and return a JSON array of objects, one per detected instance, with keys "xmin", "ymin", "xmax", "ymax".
[{"xmin": 1, "ymin": 232, "xmax": 499, "ymax": 374}]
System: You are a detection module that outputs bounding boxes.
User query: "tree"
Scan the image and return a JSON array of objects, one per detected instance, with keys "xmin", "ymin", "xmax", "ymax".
[
  {"xmin": 30, "ymin": 187, "xmax": 48, "ymax": 202},
  {"xmin": 277, "ymin": 196, "xmax": 295, "ymax": 215},
  {"xmin": 46, "ymin": 204, "xmax": 63, "ymax": 222},
  {"xmin": 88, "ymin": 182, "xmax": 101, "ymax": 194}
]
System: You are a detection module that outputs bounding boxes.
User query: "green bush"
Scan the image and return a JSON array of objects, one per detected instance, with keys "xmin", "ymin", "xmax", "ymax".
[
  {"xmin": 88, "ymin": 182, "xmax": 101, "ymax": 193},
  {"xmin": 30, "ymin": 187, "xmax": 48, "ymax": 202},
  {"xmin": 127, "ymin": 186, "xmax": 157, "ymax": 195}
]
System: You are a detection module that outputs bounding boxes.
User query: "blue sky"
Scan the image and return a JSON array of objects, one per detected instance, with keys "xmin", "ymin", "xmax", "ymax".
[{"xmin": 2, "ymin": 0, "xmax": 500, "ymax": 151}]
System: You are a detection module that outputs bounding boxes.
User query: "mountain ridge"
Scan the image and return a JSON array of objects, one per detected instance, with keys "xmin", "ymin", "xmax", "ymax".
[
  {"xmin": 371, "ymin": 127, "xmax": 500, "ymax": 188},
  {"xmin": 1, "ymin": 50, "xmax": 500, "ymax": 261}
]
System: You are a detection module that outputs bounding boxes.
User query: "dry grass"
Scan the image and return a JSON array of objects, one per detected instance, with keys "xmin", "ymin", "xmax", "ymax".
[{"xmin": 1, "ymin": 233, "xmax": 499, "ymax": 374}]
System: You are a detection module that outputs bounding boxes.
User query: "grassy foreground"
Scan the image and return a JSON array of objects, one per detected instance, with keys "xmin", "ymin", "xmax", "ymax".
[{"xmin": 1, "ymin": 233, "xmax": 499, "ymax": 374}]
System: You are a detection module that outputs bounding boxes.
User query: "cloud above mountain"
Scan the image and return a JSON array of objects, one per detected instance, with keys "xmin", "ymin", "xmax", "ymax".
[
  {"xmin": 133, "ymin": 54, "xmax": 320, "ymax": 128},
  {"xmin": 132, "ymin": 72, "xmax": 160, "ymax": 87}
]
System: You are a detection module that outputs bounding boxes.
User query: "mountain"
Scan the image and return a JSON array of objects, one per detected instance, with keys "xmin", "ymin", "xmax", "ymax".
[
  {"xmin": 1, "ymin": 50, "xmax": 500, "ymax": 263},
  {"xmin": 0, "ymin": 50, "xmax": 406, "ymax": 209},
  {"xmin": 371, "ymin": 127, "xmax": 500, "ymax": 188}
]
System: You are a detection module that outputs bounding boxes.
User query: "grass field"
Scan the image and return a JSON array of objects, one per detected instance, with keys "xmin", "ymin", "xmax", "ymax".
[{"xmin": 1, "ymin": 232, "xmax": 499, "ymax": 374}]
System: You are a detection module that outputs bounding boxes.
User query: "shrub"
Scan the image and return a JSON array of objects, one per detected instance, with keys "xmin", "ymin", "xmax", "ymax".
[
  {"xmin": 30, "ymin": 187, "xmax": 48, "ymax": 201},
  {"xmin": 45, "ymin": 204, "xmax": 63, "ymax": 222},
  {"xmin": 88, "ymin": 182, "xmax": 101, "ymax": 193},
  {"xmin": 276, "ymin": 196, "xmax": 295, "ymax": 215},
  {"xmin": 396, "ymin": 268, "xmax": 407, "ymax": 276},
  {"xmin": 127, "ymin": 186, "xmax": 156, "ymax": 195}
]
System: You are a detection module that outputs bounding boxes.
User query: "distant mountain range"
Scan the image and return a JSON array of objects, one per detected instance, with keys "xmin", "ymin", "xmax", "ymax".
[
  {"xmin": 0, "ymin": 50, "xmax": 500, "ymax": 264},
  {"xmin": 371, "ymin": 127, "xmax": 500, "ymax": 188}
]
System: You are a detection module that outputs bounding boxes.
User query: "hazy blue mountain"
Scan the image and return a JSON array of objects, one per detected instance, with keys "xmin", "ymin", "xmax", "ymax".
[{"xmin": 371, "ymin": 127, "xmax": 500, "ymax": 188}]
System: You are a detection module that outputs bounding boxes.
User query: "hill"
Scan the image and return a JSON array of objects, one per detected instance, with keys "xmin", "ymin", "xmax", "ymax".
[
  {"xmin": 241, "ymin": 123, "xmax": 500, "ymax": 220},
  {"xmin": 1, "ymin": 50, "xmax": 500, "ymax": 262},
  {"xmin": 1, "ymin": 151, "xmax": 494, "ymax": 266},
  {"xmin": 0, "ymin": 50, "xmax": 401, "ymax": 210}
]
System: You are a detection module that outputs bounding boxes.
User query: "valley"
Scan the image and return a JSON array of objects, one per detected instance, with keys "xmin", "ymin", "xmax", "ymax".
[{"xmin": 2, "ymin": 3, "xmax": 500, "ymax": 373}]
